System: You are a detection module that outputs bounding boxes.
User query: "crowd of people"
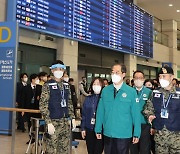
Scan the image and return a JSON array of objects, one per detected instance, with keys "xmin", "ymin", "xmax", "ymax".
[
  {"xmin": 80, "ymin": 64, "xmax": 180, "ymax": 154},
  {"xmin": 16, "ymin": 60, "xmax": 180, "ymax": 154}
]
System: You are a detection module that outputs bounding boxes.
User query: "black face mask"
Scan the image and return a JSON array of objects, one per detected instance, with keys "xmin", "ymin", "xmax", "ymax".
[{"xmin": 147, "ymin": 87, "xmax": 153, "ymax": 90}]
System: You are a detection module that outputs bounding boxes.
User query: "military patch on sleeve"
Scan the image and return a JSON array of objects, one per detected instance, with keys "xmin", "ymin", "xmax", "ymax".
[
  {"xmin": 52, "ymin": 85, "xmax": 58, "ymax": 89},
  {"xmin": 172, "ymin": 94, "xmax": 179, "ymax": 99},
  {"xmin": 154, "ymin": 93, "xmax": 161, "ymax": 98}
]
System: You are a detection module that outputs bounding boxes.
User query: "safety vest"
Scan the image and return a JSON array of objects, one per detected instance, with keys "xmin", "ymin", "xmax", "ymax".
[
  {"xmin": 152, "ymin": 88, "xmax": 180, "ymax": 131},
  {"xmin": 48, "ymin": 79, "xmax": 69, "ymax": 119}
]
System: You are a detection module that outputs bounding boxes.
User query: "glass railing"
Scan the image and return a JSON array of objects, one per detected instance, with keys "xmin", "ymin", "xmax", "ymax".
[{"xmin": 153, "ymin": 31, "xmax": 169, "ymax": 47}]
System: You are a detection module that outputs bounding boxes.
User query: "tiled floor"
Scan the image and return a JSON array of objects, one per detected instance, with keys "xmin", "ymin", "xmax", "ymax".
[{"xmin": 0, "ymin": 130, "xmax": 87, "ymax": 154}]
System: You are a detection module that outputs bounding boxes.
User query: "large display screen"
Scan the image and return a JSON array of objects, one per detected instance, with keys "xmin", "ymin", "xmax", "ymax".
[{"xmin": 15, "ymin": 0, "xmax": 153, "ymax": 58}]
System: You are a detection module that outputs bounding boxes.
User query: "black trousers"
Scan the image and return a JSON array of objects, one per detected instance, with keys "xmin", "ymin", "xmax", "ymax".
[
  {"xmin": 85, "ymin": 129, "xmax": 104, "ymax": 154},
  {"xmin": 150, "ymin": 134, "xmax": 155, "ymax": 154},
  {"xmin": 17, "ymin": 112, "xmax": 25, "ymax": 130},
  {"xmin": 130, "ymin": 124, "xmax": 151, "ymax": 154},
  {"xmin": 104, "ymin": 135, "xmax": 131, "ymax": 154}
]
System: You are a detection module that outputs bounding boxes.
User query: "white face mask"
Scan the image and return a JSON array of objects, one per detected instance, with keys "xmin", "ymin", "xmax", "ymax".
[
  {"xmin": 134, "ymin": 79, "xmax": 144, "ymax": 88},
  {"xmin": 35, "ymin": 79, "xmax": 40, "ymax": 85},
  {"xmin": 53, "ymin": 70, "xmax": 64, "ymax": 79},
  {"xmin": 159, "ymin": 79, "xmax": 170, "ymax": 88},
  {"xmin": 23, "ymin": 77, "xmax": 28, "ymax": 83},
  {"xmin": 92, "ymin": 85, "xmax": 102, "ymax": 94},
  {"xmin": 64, "ymin": 77, "xmax": 69, "ymax": 82},
  {"xmin": 111, "ymin": 74, "xmax": 122, "ymax": 84}
]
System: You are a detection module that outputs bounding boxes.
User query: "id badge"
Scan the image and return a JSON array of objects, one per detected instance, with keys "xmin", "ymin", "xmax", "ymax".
[
  {"xmin": 31, "ymin": 97, "xmax": 34, "ymax": 104},
  {"xmin": 61, "ymin": 99, "xmax": 67, "ymax": 107},
  {"xmin": 161, "ymin": 109, "xmax": 169, "ymax": 119},
  {"xmin": 91, "ymin": 118, "xmax": 95, "ymax": 125}
]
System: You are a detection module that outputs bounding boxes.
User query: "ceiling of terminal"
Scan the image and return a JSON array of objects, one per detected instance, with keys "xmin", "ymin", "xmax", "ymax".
[{"xmin": 137, "ymin": 0, "xmax": 180, "ymax": 30}]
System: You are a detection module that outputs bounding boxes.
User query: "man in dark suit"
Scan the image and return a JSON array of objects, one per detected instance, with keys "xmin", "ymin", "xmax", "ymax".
[
  {"xmin": 22, "ymin": 74, "xmax": 42, "ymax": 130},
  {"xmin": 69, "ymin": 78, "xmax": 78, "ymax": 117},
  {"xmin": 16, "ymin": 73, "xmax": 28, "ymax": 132}
]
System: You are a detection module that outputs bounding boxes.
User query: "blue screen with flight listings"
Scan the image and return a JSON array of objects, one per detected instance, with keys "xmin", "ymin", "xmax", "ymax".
[{"xmin": 14, "ymin": 0, "xmax": 153, "ymax": 58}]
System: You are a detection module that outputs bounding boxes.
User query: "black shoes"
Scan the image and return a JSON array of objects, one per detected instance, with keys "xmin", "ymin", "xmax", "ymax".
[
  {"xmin": 17, "ymin": 127, "xmax": 26, "ymax": 132},
  {"xmin": 26, "ymin": 139, "xmax": 35, "ymax": 144}
]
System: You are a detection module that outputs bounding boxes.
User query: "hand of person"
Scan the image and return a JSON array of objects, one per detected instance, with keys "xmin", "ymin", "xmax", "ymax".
[
  {"xmin": 148, "ymin": 115, "xmax": 156, "ymax": 125},
  {"xmin": 37, "ymin": 96, "xmax": 40, "ymax": 100},
  {"xmin": 72, "ymin": 119, "xmax": 76, "ymax": 131},
  {"xmin": 150, "ymin": 128, "xmax": 156, "ymax": 135},
  {"xmin": 81, "ymin": 131, "xmax": 86, "ymax": 139},
  {"xmin": 21, "ymin": 112, "xmax": 24, "ymax": 116},
  {"xmin": 47, "ymin": 123, "xmax": 55, "ymax": 135},
  {"xmin": 96, "ymin": 134, "xmax": 102, "ymax": 139},
  {"xmin": 132, "ymin": 137, "xmax": 139, "ymax": 144}
]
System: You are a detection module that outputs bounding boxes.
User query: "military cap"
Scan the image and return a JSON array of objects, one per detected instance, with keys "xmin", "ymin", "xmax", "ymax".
[{"xmin": 158, "ymin": 66, "xmax": 174, "ymax": 75}]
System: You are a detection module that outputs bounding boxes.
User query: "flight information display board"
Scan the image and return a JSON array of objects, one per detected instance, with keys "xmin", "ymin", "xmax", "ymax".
[{"xmin": 15, "ymin": 0, "xmax": 153, "ymax": 58}]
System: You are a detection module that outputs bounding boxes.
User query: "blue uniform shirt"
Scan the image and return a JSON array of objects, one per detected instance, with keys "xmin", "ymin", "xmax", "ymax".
[{"xmin": 81, "ymin": 94, "xmax": 100, "ymax": 131}]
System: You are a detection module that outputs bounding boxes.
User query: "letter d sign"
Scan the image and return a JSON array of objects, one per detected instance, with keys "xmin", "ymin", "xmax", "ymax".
[{"xmin": 0, "ymin": 27, "xmax": 11, "ymax": 43}]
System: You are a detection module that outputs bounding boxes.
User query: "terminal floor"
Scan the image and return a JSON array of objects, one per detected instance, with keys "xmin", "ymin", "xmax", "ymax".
[{"xmin": 0, "ymin": 130, "xmax": 87, "ymax": 154}]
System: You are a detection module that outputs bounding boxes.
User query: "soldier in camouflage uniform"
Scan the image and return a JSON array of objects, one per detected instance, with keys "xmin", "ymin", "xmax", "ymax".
[
  {"xmin": 143, "ymin": 66, "xmax": 180, "ymax": 154},
  {"xmin": 39, "ymin": 60, "xmax": 76, "ymax": 154}
]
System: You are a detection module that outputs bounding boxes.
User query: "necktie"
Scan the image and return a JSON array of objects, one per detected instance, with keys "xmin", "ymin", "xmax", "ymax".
[{"xmin": 114, "ymin": 88, "xmax": 118, "ymax": 98}]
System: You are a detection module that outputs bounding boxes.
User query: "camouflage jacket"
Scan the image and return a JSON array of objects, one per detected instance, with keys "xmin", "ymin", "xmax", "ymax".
[{"xmin": 39, "ymin": 79, "xmax": 75, "ymax": 124}]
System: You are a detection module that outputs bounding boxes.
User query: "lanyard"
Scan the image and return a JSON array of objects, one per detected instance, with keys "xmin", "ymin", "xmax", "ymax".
[
  {"xmin": 92, "ymin": 95, "xmax": 99, "ymax": 115},
  {"xmin": 162, "ymin": 94, "xmax": 172, "ymax": 109},
  {"xmin": 61, "ymin": 87, "xmax": 65, "ymax": 100},
  {"xmin": 137, "ymin": 87, "xmax": 144, "ymax": 101}
]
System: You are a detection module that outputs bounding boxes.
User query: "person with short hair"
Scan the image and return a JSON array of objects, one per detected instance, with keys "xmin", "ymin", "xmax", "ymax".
[
  {"xmin": 16, "ymin": 73, "xmax": 28, "ymax": 132},
  {"xmin": 39, "ymin": 60, "xmax": 76, "ymax": 154},
  {"xmin": 143, "ymin": 66, "xmax": 180, "ymax": 154},
  {"xmin": 22, "ymin": 73, "xmax": 42, "ymax": 130},
  {"xmin": 69, "ymin": 78, "xmax": 78, "ymax": 116},
  {"xmin": 172, "ymin": 78, "xmax": 179, "ymax": 87},
  {"xmin": 38, "ymin": 72, "xmax": 48, "ymax": 86},
  {"xmin": 103, "ymin": 78, "xmax": 109, "ymax": 87},
  {"xmin": 79, "ymin": 76, "xmax": 90, "ymax": 107},
  {"xmin": 130, "ymin": 70, "xmax": 152, "ymax": 154},
  {"xmin": 95, "ymin": 64, "xmax": 141, "ymax": 154},
  {"xmin": 144, "ymin": 79, "xmax": 154, "ymax": 90}
]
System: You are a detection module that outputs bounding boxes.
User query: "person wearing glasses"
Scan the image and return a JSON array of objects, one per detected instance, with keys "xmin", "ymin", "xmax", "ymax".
[
  {"xmin": 95, "ymin": 63, "xmax": 141, "ymax": 154},
  {"xmin": 130, "ymin": 71, "xmax": 152, "ymax": 154},
  {"xmin": 39, "ymin": 60, "xmax": 76, "ymax": 154}
]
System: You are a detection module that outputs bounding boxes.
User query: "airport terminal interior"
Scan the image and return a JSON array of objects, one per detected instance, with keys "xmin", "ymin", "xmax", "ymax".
[{"xmin": 0, "ymin": 0, "xmax": 180, "ymax": 153}]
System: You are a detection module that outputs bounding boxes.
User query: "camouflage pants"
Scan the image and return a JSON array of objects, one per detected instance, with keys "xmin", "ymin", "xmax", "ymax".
[
  {"xmin": 46, "ymin": 118, "xmax": 70, "ymax": 154},
  {"xmin": 154, "ymin": 127, "xmax": 180, "ymax": 154}
]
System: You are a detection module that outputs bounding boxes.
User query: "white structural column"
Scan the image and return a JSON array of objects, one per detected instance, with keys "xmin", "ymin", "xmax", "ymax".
[
  {"xmin": 56, "ymin": 38, "xmax": 78, "ymax": 84},
  {"xmin": 124, "ymin": 54, "xmax": 137, "ymax": 79},
  {"xmin": 0, "ymin": 0, "xmax": 6, "ymax": 21},
  {"xmin": 162, "ymin": 20, "xmax": 178, "ymax": 77}
]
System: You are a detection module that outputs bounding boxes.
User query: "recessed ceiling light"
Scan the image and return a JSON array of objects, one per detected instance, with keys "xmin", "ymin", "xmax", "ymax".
[
  {"xmin": 177, "ymin": 10, "xmax": 180, "ymax": 12},
  {"xmin": 169, "ymin": 4, "xmax": 173, "ymax": 7}
]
